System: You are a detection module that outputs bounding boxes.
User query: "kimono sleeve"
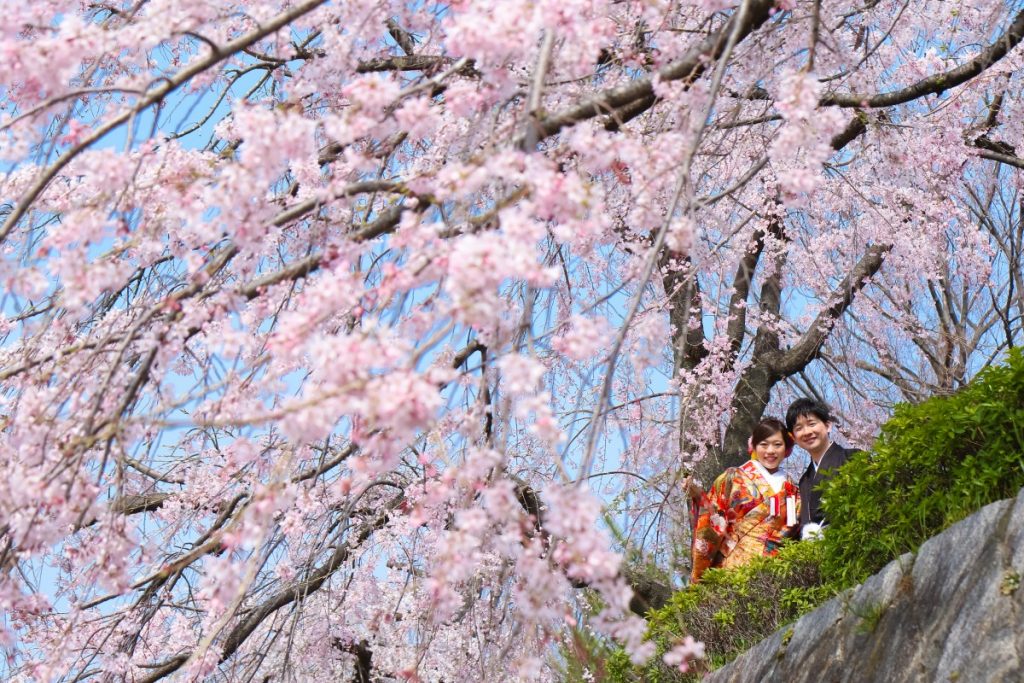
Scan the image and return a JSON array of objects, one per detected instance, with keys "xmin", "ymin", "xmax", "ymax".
[{"xmin": 690, "ymin": 469, "xmax": 735, "ymax": 584}]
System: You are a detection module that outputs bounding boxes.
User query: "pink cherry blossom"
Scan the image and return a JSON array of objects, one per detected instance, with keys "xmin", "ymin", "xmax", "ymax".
[{"xmin": 663, "ymin": 635, "xmax": 706, "ymax": 672}]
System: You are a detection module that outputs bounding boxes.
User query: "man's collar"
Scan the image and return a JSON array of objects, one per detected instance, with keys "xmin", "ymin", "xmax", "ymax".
[{"xmin": 809, "ymin": 441, "xmax": 835, "ymax": 468}]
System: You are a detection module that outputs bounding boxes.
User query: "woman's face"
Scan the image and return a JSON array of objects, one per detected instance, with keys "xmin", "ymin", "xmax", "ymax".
[{"xmin": 754, "ymin": 431, "xmax": 789, "ymax": 471}]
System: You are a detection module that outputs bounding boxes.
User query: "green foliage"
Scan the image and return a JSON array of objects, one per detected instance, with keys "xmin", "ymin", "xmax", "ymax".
[
  {"xmin": 849, "ymin": 598, "xmax": 888, "ymax": 635},
  {"xmin": 607, "ymin": 541, "xmax": 831, "ymax": 682},
  {"xmin": 1000, "ymin": 570, "xmax": 1021, "ymax": 596},
  {"xmin": 552, "ymin": 623, "xmax": 631, "ymax": 683},
  {"xmin": 818, "ymin": 348, "xmax": 1024, "ymax": 587}
]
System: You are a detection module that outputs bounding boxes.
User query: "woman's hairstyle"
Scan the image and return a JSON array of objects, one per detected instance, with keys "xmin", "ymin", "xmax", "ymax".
[
  {"xmin": 750, "ymin": 417, "xmax": 795, "ymax": 455},
  {"xmin": 785, "ymin": 398, "xmax": 832, "ymax": 432}
]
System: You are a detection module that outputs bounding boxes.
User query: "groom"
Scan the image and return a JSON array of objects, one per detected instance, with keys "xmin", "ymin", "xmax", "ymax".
[{"xmin": 785, "ymin": 398, "xmax": 857, "ymax": 537}]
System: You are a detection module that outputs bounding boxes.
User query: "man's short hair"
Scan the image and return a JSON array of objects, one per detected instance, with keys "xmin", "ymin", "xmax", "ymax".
[{"xmin": 786, "ymin": 398, "xmax": 832, "ymax": 432}]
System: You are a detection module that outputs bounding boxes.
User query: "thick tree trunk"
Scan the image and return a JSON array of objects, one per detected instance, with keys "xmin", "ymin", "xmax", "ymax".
[{"xmin": 718, "ymin": 361, "xmax": 779, "ymax": 470}]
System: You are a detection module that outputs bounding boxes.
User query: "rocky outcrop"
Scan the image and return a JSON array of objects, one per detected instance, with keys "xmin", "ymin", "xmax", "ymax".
[{"xmin": 707, "ymin": 487, "xmax": 1024, "ymax": 683}]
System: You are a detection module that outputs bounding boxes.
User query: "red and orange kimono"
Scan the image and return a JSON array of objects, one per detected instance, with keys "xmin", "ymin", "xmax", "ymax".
[{"xmin": 690, "ymin": 459, "xmax": 800, "ymax": 583}]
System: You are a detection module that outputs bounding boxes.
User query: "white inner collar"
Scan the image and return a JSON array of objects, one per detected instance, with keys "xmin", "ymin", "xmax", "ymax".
[
  {"xmin": 809, "ymin": 442, "xmax": 835, "ymax": 472},
  {"xmin": 750, "ymin": 459, "xmax": 786, "ymax": 494}
]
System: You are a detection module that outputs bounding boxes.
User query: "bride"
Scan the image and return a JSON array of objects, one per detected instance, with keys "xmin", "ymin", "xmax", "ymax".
[{"xmin": 690, "ymin": 417, "xmax": 801, "ymax": 584}]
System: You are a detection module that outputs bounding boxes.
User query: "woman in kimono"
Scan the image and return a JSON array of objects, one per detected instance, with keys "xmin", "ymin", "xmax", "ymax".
[{"xmin": 690, "ymin": 417, "xmax": 800, "ymax": 583}]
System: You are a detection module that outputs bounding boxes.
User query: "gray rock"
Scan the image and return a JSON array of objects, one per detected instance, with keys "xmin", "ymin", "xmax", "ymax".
[{"xmin": 705, "ymin": 488, "xmax": 1024, "ymax": 683}]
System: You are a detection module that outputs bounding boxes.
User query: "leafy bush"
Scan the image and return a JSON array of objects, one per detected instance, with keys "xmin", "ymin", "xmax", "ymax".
[
  {"xmin": 608, "ymin": 540, "xmax": 829, "ymax": 682},
  {"xmin": 819, "ymin": 347, "xmax": 1024, "ymax": 587}
]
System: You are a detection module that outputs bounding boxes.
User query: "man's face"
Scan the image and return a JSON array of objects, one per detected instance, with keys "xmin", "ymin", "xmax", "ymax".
[{"xmin": 792, "ymin": 413, "xmax": 830, "ymax": 456}]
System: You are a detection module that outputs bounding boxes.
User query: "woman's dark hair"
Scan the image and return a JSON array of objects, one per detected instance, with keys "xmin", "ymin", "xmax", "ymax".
[
  {"xmin": 785, "ymin": 398, "xmax": 832, "ymax": 432},
  {"xmin": 751, "ymin": 417, "xmax": 794, "ymax": 452}
]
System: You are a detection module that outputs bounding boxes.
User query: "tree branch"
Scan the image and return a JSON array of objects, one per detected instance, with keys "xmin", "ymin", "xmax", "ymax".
[
  {"xmin": 0, "ymin": 0, "xmax": 331, "ymax": 245},
  {"xmin": 529, "ymin": 0, "xmax": 776, "ymax": 142},
  {"xmin": 976, "ymin": 146, "xmax": 1024, "ymax": 170},
  {"xmin": 752, "ymin": 216, "xmax": 788, "ymax": 358},
  {"xmin": 136, "ymin": 495, "xmax": 403, "ymax": 683},
  {"xmin": 725, "ymin": 226, "xmax": 768, "ymax": 362},
  {"xmin": 356, "ymin": 55, "xmax": 473, "ymax": 75},
  {"xmin": 386, "ymin": 18, "xmax": 417, "ymax": 56},
  {"xmin": 662, "ymin": 257, "xmax": 708, "ymax": 372},
  {"xmin": 820, "ymin": 9, "xmax": 1024, "ymax": 108},
  {"xmin": 776, "ymin": 243, "xmax": 891, "ymax": 376}
]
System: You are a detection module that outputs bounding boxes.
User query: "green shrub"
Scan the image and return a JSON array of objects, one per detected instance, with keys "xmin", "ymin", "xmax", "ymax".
[
  {"xmin": 818, "ymin": 347, "xmax": 1024, "ymax": 587},
  {"xmin": 608, "ymin": 540, "xmax": 830, "ymax": 682}
]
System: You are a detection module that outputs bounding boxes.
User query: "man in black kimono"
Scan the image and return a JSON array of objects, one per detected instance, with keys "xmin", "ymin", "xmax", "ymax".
[{"xmin": 785, "ymin": 399, "xmax": 858, "ymax": 539}]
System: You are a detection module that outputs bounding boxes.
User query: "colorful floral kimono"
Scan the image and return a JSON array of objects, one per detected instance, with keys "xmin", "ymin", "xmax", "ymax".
[{"xmin": 690, "ymin": 459, "xmax": 800, "ymax": 583}]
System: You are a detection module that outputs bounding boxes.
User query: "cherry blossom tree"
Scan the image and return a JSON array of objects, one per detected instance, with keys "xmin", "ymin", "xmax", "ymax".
[{"xmin": 1, "ymin": 1, "xmax": 1023, "ymax": 680}]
